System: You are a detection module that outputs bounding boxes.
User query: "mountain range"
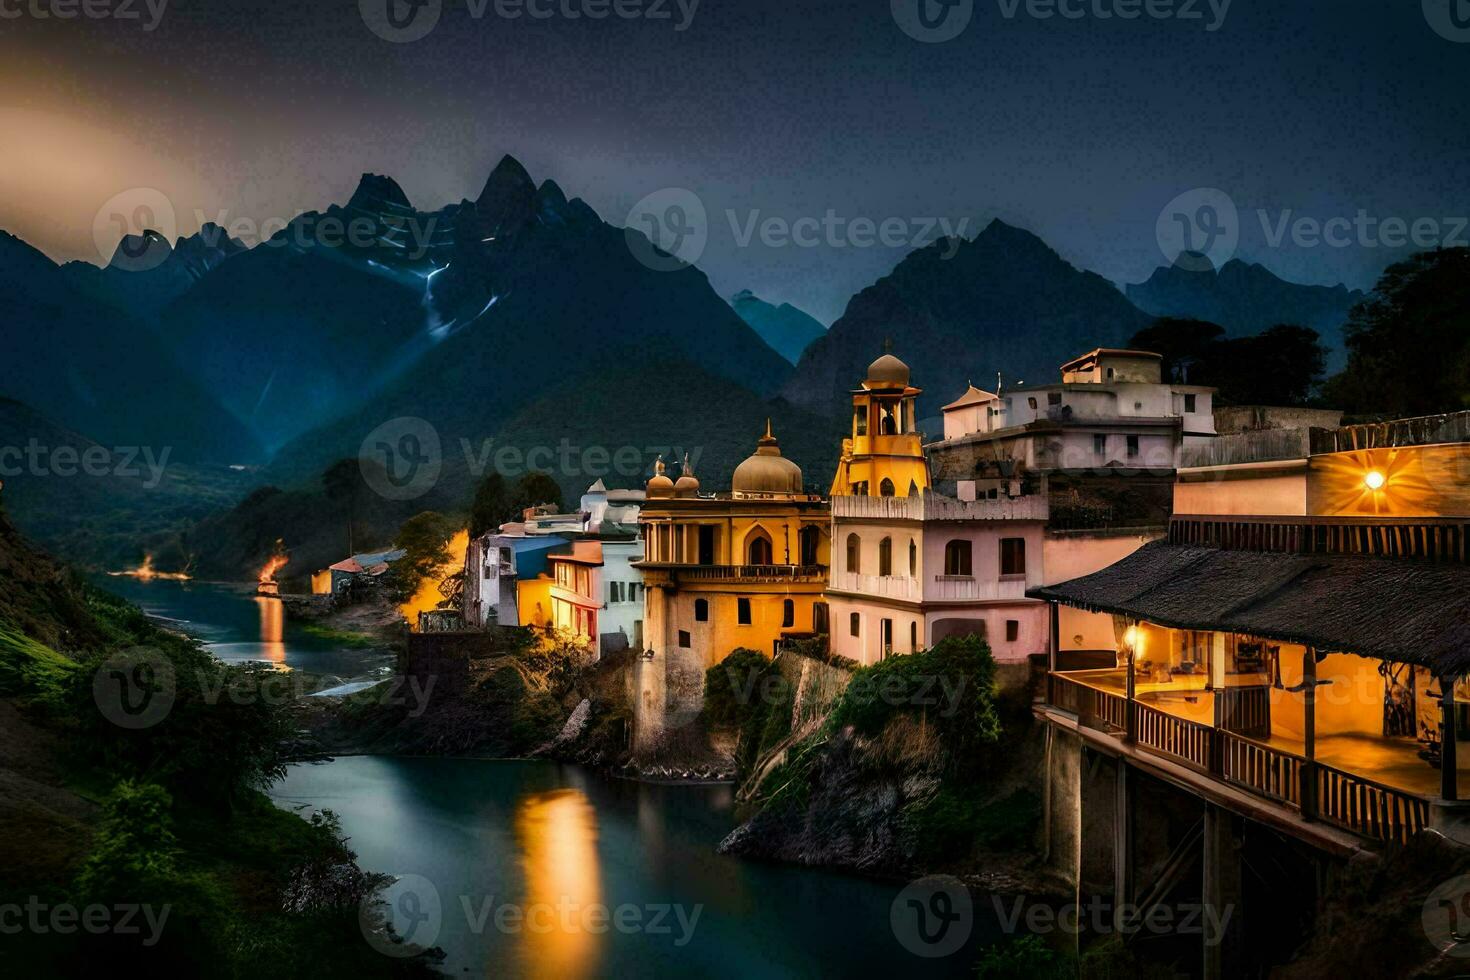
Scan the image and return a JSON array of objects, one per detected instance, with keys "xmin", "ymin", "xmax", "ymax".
[
  {"xmin": 0, "ymin": 157, "xmax": 1375, "ymax": 574},
  {"xmin": 729, "ymin": 289, "xmax": 827, "ymax": 365},
  {"xmin": 1126, "ymin": 253, "xmax": 1363, "ymax": 370}
]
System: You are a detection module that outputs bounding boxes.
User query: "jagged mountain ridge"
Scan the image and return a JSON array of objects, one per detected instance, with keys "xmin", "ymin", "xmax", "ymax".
[
  {"xmin": 1126, "ymin": 253, "xmax": 1363, "ymax": 369},
  {"xmin": 781, "ymin": 219, "xmax": 1153, "ymax": 423}
]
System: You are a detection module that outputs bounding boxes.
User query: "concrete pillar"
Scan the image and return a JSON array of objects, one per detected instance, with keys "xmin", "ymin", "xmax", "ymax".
[{"xmin": 1201, "ymin": 804, "xmax": 1242, "ymax": 980}]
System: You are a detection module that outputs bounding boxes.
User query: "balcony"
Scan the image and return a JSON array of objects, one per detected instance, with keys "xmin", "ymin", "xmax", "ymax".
[
  {"xmin": 638, "ymin": 563, "xmax": 828, "ymax": 584},
  {"xmin": 1046, "ymin": 667, "xmax": 1437, "ymax": 847},
  {"xmin": 832, "ymin": 492, "xmax": 1048, "ymax": 522},
  {"xmin": 827, "ymin": 571, "xmax": 921, "ymax": 601}
]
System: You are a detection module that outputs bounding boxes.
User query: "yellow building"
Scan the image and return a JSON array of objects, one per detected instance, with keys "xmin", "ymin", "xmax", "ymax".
[
  {"xmin": 829, "ymin": 345, "xmax": 931, "ymax": 497},
  {"xmin": 633, "ymin": 425, "xmax": 830, "ymax": 749}
]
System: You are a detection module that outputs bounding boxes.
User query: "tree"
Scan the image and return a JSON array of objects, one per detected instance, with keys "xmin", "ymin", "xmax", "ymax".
[
  {"xmin": 321, "ymin": 458, "xmax": 360, "ymax": 555},
  {"xmin": 1324, "ymin": 247, "xmax": 1470, "ymax": 417},
  {"xmin": 1129, "ymin": 317, "xmax": 1225, "ymax": 384},
  {"xmin": 1129, "ymin": 318, "xmax": 1327, "ymax": 406},
  {"xmin": 467, "ymin": 472, "xmax": 510, "ymax": 538},
  {"xmin": 392, "ymin": 511, "xmax": 455, "ymax": 595},
  {"xmin": 509, "ymin": 472, "xmax": 564, "ymax": 517}
]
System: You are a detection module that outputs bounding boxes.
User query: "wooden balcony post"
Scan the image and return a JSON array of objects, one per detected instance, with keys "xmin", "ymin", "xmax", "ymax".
[
  {"xmin": 1442, "ymin": 673, "xmax": 1459, "ymax": 803},
  {"xmin": 1300, "ymin": 649, "xmax": 1317, "ymax": 820},
  {"xmin": 1048, "ymin": 601, "xmax": 1059, "ymax": 673},
  {"xmin": 1124, "ymin": 647, "xmax": 1136, "ymax": 743}
]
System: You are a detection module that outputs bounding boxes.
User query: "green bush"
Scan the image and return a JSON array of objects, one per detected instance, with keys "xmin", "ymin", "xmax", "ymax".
[
  {"xmin": 975, "ymin": 935, "xmax": 1073, "ymax": 980},
  {"xmin": 705, "ymin": 648, "xmax": 795, "ymax": 773}
]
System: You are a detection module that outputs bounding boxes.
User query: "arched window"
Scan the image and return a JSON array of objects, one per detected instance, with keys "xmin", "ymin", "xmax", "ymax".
[
  {"xmin": 944, "ymin": 539, "xmax": 973, "ymax": 576},
  {"xmin": 908, "ymin": 538, "xmax": 917, "ymax": 576},
  {"xmin": 849, "ymin": 612, "xmax": 860, "ymax": 637},
  {"xmin": 799, "ymin": 525, "xmax": 820, "ymax": 566},
  {"xmin": 846, "ymin": 533, "xmax": 861, "ymax": 574},
  {"xmin": 878, "ymin": 536, "xmax": 892, "ymax": 576},
  {"xmin": 880, "ymin": 403, "xmax": 897, "ymax": 435},
  {"xmin": 694, "ymin": 598, "xmax": 709, "ymax": 622},
  {"xmin": 879, "ymin": 478, "xmax": 896, "ymax": 497},
  {"xmin": 747, "ymin": 528, "xmax": 773, "ymax": 565}
]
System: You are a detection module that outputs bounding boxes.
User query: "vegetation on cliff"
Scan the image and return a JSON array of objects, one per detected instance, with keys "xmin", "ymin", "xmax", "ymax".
[{"xmin": 0, "ymin": 510, "xmax": 439, "ymax": 975}]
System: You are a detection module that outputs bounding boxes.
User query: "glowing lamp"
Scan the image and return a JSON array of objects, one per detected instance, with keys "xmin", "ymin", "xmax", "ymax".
[
  {"xmin": 1124, "ymin": 626, "xmax": 1139, "ymax": 650},
  {"xmin": 1364, "ymin": 470, "xmax": 1386, "ymax": 491}
]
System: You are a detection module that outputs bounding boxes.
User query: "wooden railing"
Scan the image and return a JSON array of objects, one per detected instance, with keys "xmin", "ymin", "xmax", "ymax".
[
  {"xmin": 1045, "ymin": 673, "xmax": 1435, "ymax": 847},
  {"xmin": 1315, "ymin": 762, "xmax": 1431, "ymax": 847},
  {"xmin": 1169, "ymin": 515, "xmax": 1470, "ymax": 564},
  {"xmin": 1220, "ymin": 731, "xmax": 1301, "ymax": 807},
  {"xmin": 1134, "ymin": 701, "xmax": 1213, "ymax": 771}
]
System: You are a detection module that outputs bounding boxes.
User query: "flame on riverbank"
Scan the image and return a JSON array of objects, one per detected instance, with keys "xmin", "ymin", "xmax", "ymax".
[
  {"xmin": 258, "ymin": 553, "xmax": 288, "ymax": 584},
  {"xmin": 398, "ymin": 529, "xmax": 468, "ymax": 629},
  {"xmin": 108, "ymin": 554, "xmax": 191, "ymax": 581}
]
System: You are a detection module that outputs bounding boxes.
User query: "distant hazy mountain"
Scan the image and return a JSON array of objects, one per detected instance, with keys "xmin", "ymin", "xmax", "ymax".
[
  {"xmin": 1126, "ymin": 253, "xmax": 1363, "ymax": 369},
  {"xmin": 0, "ymin": 231, "xmax": 262, "ymax": 464},
  {"xmin": 781, "ymin": 219, "xmax": 1152, "ymax": 422},
  {"xmin": 729, "ymin": 290, "xmax": 826, "ymax": 364},
  {"xmin": 61, "ymin": 223, "xmax": 247, "ymax": 325},
  {"xmin": 263, "ymin": 155, "xmax": 798, "ymax": 485}
]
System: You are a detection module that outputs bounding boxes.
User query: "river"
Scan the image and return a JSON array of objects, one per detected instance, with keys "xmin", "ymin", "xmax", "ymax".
[
  {"xmin": 271, "ymin": 757, "xmax": 995, "ymax": 978},
  {"xmin": 96, "ymin": 576, "xmax": 395, "ymax": 682}
]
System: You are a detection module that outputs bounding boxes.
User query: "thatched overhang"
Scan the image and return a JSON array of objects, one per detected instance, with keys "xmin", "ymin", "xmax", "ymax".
[{"xmin": 1028, "ymin": 540, "xmax": 1470, "ymax": 675}]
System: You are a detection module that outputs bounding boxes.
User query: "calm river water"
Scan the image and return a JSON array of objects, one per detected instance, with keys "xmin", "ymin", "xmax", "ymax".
[{"xmin": 271, "ymin": 757, "xmax": 997, "ymax": 978}]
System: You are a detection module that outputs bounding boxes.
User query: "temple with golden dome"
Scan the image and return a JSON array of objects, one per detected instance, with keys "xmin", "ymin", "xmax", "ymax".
[
  {"xmin": 830, "ymin": 344, "xmax": 932, "ymax": 498},
  {"xmin": 632, "ymin": 422, "xmax": 830, "ymax": 749}
]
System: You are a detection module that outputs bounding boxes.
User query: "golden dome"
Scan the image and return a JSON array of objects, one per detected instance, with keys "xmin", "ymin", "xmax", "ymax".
[
  {"xmin": 866, "ymin": 342, "xmax": 910, "ymax": 388},
  {"xmin": 732, "ymin": 420, "xmax": 803, "ymax": 495},
  {"xmin": 647, "ymin": 456, "xmax": 675, "ymax": 498},
  {"xmin": 673, "ymin": 452, "xmax": 700, "ymax": 497}
]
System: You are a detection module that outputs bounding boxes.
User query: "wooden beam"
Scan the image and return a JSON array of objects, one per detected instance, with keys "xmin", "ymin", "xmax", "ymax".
[{"xmin": 1302, "ymin": 648, "xmax": 1317, "ymax": 821}]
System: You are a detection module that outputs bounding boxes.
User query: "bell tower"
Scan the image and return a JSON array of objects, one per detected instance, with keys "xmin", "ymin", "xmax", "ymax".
[{"xmin": 829, "ymin": 341, "xmax": 931, "ymax": 497}]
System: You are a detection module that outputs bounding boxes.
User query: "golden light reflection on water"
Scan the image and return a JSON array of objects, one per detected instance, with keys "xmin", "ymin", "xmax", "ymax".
[
  {"xmin": 512, "ymin": 788, "xmax": 602, "ymax": 980},
  {"xmin": 254, "ymin": 596, "xmax": 288, "ymax": 668}
]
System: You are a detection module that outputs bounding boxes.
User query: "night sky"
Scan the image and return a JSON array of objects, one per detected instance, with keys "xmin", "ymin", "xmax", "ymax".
[{"xmin": 3, "ymin": 0, "xmax": 1467, "ymax": 323}]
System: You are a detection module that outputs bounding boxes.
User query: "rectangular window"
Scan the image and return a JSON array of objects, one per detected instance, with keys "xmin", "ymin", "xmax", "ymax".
[
  {"xmin": 1006, "ymin": 620, "xmax": 1020, "ymax": 642},
  {"xmin": 678, "ymin": 630, "xmax": 691, "ymax": 648},
  {"xmin": 1047, "ymin": 392, "xmax": 1062, "ymax": 406},
  {"xmin": 1027, "ymin": 397, "xmax": 1037, "ymax": 410},
  {"xmin": 1000, "ymin": 537, "xmax": 1027, "ymax": 576},
  {"xmin": 849, "ymin": 612, "xmax": 860, "ymax": 637},
  {"xmin": 910, "ymin": 621, "xmax": 918, "ymax": 651},
  {"xmin": 1184, "ymin": 393, "xmax": 1197, "ymax": 413},
  {"xmin": 1126, "ymin": 435, "xmax": 1140, "ymax": 458},
  {"xmin": 854, "ymin": 407, "xmax": 867, "ymax": 437},
  {"xmin": 881, "ymin": 618, "xmax": 893, "ymax": 655},
  {"xmin": 782, "ymin": 599, "xmax": 795, "ymax": 628},
  {"xmin": 1094, "ymin": 434, "xmax": 1106, "ymax": 456},
  {"xmin": 737, "ymin": 597, "xmax": 752, "ymax": 625}
]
